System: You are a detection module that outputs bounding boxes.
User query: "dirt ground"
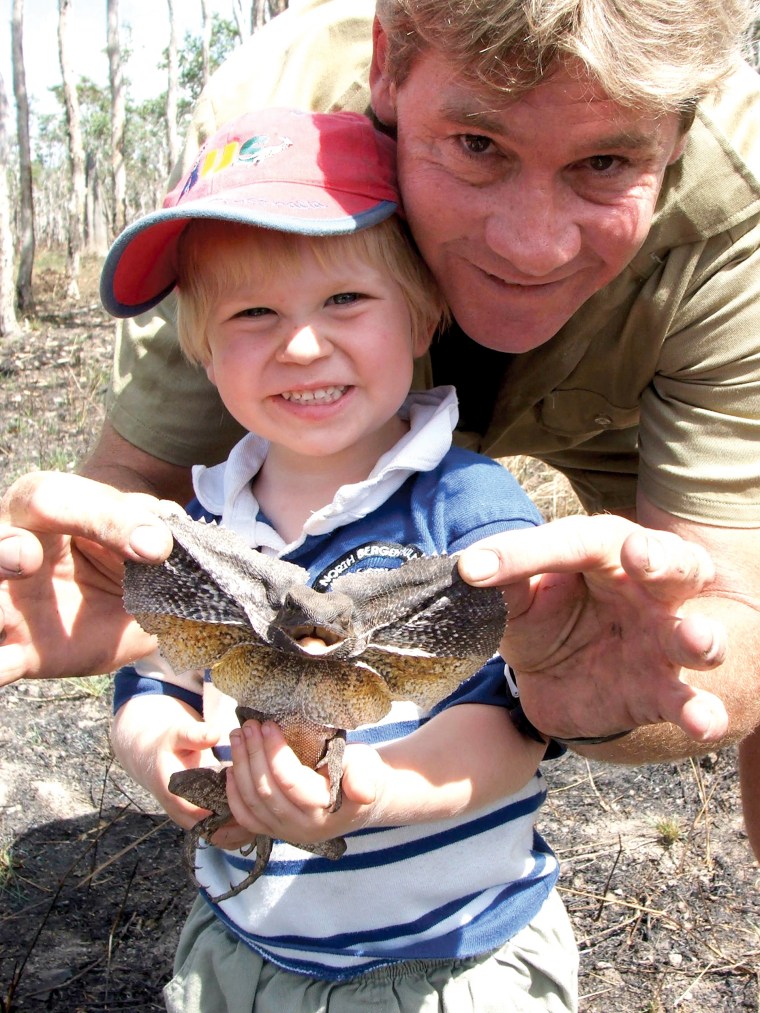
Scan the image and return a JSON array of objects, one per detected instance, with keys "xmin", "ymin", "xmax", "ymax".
[{"xmin": 0, "ymin": 262, "xmax": 758, "ymax": 1011}]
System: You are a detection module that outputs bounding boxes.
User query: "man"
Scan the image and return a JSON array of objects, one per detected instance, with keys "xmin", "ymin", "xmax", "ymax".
[{"xmin": 1, "ymin": 0, "xmax": 758, "ymax": 846}]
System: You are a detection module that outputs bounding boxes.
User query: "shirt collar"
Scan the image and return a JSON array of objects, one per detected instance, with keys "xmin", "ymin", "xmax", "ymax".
[{"xmin": 192, "ymin": 385, "xmax": 458, "ymax": 553}]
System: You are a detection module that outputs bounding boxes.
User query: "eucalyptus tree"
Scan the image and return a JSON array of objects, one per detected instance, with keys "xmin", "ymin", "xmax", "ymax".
[
  {"xmin": 0, "ymin": 71, "xmax": 19, "ymax": 337},
  {"xmin": 11, "ymin": 0, "xmax": 34, "ymax": 312},
  {"xmin": 58, "ymin": 0, "xmax": 86, "ymax": 298}
]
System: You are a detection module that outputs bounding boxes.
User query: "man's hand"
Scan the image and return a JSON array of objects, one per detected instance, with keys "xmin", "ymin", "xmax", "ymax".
[
  {"xmin": 458, "ymin": 514, "xmax": 729, "ymax": 747},
  {"xmin": 0, "ymin": 471, "xmax": 174, "ymax": 684}
]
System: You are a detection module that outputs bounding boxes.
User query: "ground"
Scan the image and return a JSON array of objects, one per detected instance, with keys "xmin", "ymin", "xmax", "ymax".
[{"xmin": 0, "ymin": 259, "xmax": 758, "ymax": 1012}]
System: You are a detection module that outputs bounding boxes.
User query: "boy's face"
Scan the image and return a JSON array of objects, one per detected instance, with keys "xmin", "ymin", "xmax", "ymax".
[{"xmin": 203, "ymin": 235, "xmax": 425, "ymax": 471}]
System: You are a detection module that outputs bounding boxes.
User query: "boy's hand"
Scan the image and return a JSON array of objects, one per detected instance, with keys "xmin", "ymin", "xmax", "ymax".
[
  {"xmin": 111, "ymin": 693, "xmax": 221, "ymax": 829},
  {"xmin": 217, "ymin": 719, "xmax": 381, "ymax": 851}
]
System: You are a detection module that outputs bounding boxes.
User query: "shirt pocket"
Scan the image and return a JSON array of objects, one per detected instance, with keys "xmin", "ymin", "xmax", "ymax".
[{"xmin": 539, "ymin": 389, "xmax": 640, "ymax": 441}]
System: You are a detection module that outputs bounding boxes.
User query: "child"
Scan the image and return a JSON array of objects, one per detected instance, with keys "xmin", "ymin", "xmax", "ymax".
[{"xmin": 102, "ymin": 108, "xmax": 577, "ymax": 1012}]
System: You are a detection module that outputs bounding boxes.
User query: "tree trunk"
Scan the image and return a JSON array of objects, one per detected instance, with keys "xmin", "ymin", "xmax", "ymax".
[
  {"xmin": 253, "ymin": 1, "xmax": 289, "ymax": 31},
  {"xmin": 200, "ymin": 0, "xmax": 212, "ymax": 91},
  {"xmin": 85, "ymin": 152, "xmax": 110, "ymax": 256},
  {"xmin": 166, "ymin": 0, "xmax": 179, "ymax": 172},
  {"xmin": 58, "ymin": 0, "xmax": 86, "ymax": 300},
  {"xmin": 107, "ymin": 0, "xmax": 127, "ymax": 238},
  {"xmin": 11, "ymin": 0, "xmax": 34, "ymax": 313},
  {"xmin": 231, "ymin": 0, "xmax": 252, "ymax": 41},
  {"xmin": 0, "ymin": 70, "xmax": 19, "ymax": 337}
]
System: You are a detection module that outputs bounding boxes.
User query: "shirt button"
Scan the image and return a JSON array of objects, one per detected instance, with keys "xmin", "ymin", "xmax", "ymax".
[{"xmin": 594, "ymin": 414, "xmax": 613, "ymax": 427}]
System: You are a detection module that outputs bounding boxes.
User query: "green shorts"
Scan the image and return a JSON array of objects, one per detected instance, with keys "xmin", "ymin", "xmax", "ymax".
[{"xmin": 163, "ymin": 888, "xmax": 578, "ymax": 1013}]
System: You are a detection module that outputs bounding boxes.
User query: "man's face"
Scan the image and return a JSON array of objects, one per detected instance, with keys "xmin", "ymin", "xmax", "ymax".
[{"xmin": 372, "ymin": 45, "xmax": 687, "ymax": 353}]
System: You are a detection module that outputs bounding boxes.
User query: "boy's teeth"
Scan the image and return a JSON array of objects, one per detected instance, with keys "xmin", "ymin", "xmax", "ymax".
[{"xmin": 281, "ymin": 386, "xmax": 346, "ymax": 404}]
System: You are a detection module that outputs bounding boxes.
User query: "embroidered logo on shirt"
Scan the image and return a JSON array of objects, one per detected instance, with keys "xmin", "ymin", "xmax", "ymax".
[{"xmin": 313, "ymin": 541, "xmax": 424, "ymax": 591}]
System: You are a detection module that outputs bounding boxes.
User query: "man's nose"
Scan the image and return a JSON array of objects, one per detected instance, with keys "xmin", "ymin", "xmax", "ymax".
[{"xmin": 483, "ymin": 179, "xmax": 582, "ymax": 277}]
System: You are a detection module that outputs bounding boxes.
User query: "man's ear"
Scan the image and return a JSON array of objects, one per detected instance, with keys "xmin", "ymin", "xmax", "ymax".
[
  {"xmin": 370, "ymin": 16, "xmax": 398, "ymax": 128},
  {"xmin": 667, "ymin": 131, "xmax": 689, "ymax": 166}
]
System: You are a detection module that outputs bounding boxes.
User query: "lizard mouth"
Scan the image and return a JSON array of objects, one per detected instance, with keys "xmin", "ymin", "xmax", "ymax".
[{"xmin": 287, "ymin": 625, "xmax": 344, "ymax": 652}]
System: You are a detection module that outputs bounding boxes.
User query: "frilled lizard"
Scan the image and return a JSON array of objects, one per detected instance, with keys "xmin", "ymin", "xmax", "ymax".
[{"xmin": 122, "ymin": 505, "xmax": 506, "ymax": 900}]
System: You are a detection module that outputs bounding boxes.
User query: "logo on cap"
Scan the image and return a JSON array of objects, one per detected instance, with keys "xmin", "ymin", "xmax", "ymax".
[{"xmin": 179, "ymin": 133, "xmax": 294, "ymax": 201}]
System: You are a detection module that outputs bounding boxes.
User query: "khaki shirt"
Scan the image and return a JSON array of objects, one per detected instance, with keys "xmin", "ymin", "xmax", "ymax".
[{"xmin": 107, "ymin": 1, "xmax": 760, "ymax": 526}]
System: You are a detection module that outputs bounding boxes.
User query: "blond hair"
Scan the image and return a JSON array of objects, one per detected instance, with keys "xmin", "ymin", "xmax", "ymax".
[
  {"xmin": 376, "ymin": 0, "xmax": 758, "ymax": 116},
  {"xmin": 175, "ymin": 218, "xmax": 447, "ymax": 365}
]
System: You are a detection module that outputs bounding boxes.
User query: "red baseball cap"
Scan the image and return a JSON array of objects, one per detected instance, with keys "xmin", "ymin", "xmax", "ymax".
[{"xmin": 100, "ymin": 108, "xmax": 399, "ymax": 318}]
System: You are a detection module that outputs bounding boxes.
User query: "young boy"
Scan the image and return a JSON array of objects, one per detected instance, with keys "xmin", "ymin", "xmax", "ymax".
[{"xmin": 102, "ymin": 108, "xmax": 577, "ymax": 1011}]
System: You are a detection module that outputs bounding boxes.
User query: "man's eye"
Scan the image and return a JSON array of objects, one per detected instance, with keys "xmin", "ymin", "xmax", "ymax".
[
  {"xmin": 586, "ymin": 155, "xmax": 617, "ymax": 172},
  {"xmin": 328, "ymin": 292, "xmax": 360, "ymax": 306},
  {"xmin": 460, "ymin": 134, "xmax": 493, "ymax": 155}
]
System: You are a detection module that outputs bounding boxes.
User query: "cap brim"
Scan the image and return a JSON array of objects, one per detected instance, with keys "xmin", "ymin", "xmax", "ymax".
[{"xmin": 100, "ymin": 192, "xmax": 398, "ymax": 318}]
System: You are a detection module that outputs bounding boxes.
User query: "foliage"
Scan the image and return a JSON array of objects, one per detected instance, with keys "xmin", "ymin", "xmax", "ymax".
[
  {"xmin": 176, "ymin": 15, "xmax": 240, "ymax": 106},
  {"xmin": 13, "ymin": 16, "xmax": 241, "ymax": 253}
]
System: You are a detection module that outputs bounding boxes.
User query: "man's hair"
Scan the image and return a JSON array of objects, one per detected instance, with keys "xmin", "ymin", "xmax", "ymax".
[
  {"xmin": 175, "ymin": 218, "xmax": 446, "ymax": 364},
  {"xmin": 376, "ymin": 0, "xmax": 758, "ymax": 117}
]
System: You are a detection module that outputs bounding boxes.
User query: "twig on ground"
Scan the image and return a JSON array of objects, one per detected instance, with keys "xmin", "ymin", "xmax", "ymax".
[{"xmin": 593, "ymin": 834, "xmax": 623, "ymax": 922}]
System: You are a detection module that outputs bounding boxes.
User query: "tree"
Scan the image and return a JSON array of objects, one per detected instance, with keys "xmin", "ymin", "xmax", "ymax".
[
  {"xmin": 231, "ymin": 0, "xmax": 252, "ymax": 40},
  {"xmin": 107, "ymin": 0, "xmax": 127, "ymax": 238},
  {"xmin": 58, "ymin": 0, "xmax": 86, "ymax": 298},
  {"xmin": 0, "ymin": 70, "xmax": 19, "ymax": 337},
  {"xmin": 176, "ymin": 15, "xmax": 239, "ymax": 107},
  {"xmin": 11, "ymin": 0, "xmax": 34, "ymax": 313},
  {"xmin": 233, "ymin": 1, "xmax": 288, "ymax": 37},
  {"xmin": 254, "ymin": 0, "xmax": 288, "ymax": 31},
  {"xmin": 166, "ymin": 0, "xmax": 180, "ymax": 172},
  {"xmin": 36, "ymin": 79, "xmax": 113, "ymax": 251},
  {"xmin": 200, "ymin": 0, "xmax": 212, "ymax": 92}
]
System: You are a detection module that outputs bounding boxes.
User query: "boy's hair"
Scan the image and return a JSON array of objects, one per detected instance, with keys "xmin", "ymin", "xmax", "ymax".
[
  {"xmin": 376, "ymin": 0, "xmax": 757, "ymax": 118},
  {"xmin": 175, "ymin": 217, "xmax": 447, "ymax": 365}
]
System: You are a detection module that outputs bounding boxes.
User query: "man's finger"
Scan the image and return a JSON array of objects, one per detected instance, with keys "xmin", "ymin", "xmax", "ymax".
[
  {"xmin": 457, "ymin": 514, "xmax": 636, "ymax": 587},
  {"xmin": 459, "ymin": 515, "xmax": 717, "ymax": 604},
  {"xmin": 675, "ymin": 689, "xmax": 729, "ymax": 743},
  {"xmin": 664, "ymin": 613, "xmax": 727, "ymax": 671},
  {"xmin": 0, "ymin": 643, "xmax": 36, "ymax": 687},
  {"xmin": 0, "ymin": 529, "xmax": 44, "ymax": 578},
  {"xmin": 0, "ymin": 472, "xmax": 173, "ymax": 564},
  {"xmin": 620, "ymin": 527, "xmax": 716, "ymax": 601}
]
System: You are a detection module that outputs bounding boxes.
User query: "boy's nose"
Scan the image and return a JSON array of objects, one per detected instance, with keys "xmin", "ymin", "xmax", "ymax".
[{"xmin": 277, "ymin": 324, "xmax": 331, "ymax": 363}]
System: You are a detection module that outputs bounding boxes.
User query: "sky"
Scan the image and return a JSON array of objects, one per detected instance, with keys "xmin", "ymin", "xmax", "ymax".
[{"xmin": 1, "ymin": 0, "xmax": 230, "ymax": 117}]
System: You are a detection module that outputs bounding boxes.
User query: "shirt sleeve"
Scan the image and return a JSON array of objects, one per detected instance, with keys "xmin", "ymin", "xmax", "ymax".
[
  {"xmin": 111, "ymin": 646, "xmax": 205, "ymax": 715},
  {"xmin": 638, "ymin": 221, "xmax": 760, "ymax": 526}
]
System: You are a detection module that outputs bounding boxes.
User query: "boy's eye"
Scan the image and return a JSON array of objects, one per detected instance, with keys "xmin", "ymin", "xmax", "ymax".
[
  {"xmin": 327, "ymin": 292, "xmax": 361, "ymax": 306},
  {"xmin": 233, "ymin": 306, "xmax": 273, "ymax": 319}
]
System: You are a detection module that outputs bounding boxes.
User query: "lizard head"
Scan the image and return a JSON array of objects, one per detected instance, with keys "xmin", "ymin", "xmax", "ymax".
[{"xmin": 269, "ymin": 585, "xmax": 356, "ymax": 657}]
